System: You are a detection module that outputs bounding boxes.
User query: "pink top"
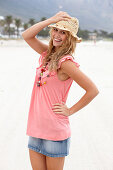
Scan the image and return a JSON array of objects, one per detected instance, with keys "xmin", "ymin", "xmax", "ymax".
[{"xmin": 26, "ymin": 51, "xmax": 80, "ymax": 141}]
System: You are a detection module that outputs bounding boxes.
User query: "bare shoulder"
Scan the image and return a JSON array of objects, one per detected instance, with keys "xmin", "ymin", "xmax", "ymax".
[{"xmin": 61, "ymin": 60, "xmax": 99, "ymax": 92}]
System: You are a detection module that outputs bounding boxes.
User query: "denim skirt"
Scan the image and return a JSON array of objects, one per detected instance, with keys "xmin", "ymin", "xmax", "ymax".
[{"xmin": 28, "ymin": 136, "xmax": 71, "ymax": 157}]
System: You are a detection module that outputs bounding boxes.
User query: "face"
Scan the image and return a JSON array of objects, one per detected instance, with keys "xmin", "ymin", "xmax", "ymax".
[{"xmin": 51, "ymin": 27, "xmax": 67, "ymax": 50}]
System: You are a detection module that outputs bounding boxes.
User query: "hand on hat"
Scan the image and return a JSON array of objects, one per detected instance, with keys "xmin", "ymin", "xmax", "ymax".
[{"xmin": 50, "ymin": 11, "xmax": 71, "ymax": 23}]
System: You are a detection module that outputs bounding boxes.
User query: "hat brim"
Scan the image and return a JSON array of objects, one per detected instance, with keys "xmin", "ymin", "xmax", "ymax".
[
  {"xmin": 48, "ymin": 24, "xmax": 82, "ymax": 43},
  {"xmin": 48, "ymin": 24, "xmax": 68, "ymax": 31}
]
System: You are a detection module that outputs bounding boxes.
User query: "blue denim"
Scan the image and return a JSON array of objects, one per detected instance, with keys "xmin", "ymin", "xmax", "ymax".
[{"xmin": 28, "ymin": 136, "xmax": 71, "ymax": 157}]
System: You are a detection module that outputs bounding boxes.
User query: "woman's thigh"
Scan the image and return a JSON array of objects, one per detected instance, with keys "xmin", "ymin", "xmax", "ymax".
[
  {"xmin": 29, "ymin": 149, "xmax": 47, "ymax": 170},
  {"xmin": 46, "ymin": 156, "xmax": 65, "ymax": 170}
]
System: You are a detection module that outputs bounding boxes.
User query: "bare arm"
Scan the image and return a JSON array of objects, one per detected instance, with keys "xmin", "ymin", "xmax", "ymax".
[
  {"xmin": 21, "ymin": 11, "xmax": 71, "ymax": 54},
  {"xmin": 21, "ymin": 19, "xmax": 51, "ymax": 54},
  {"xmin": 22, "ymin": 19, "xmax": 52, "ymax": 40},
  {"xmin": 61, "ymin": 60, "xmax": 99, "ymax": 116}
]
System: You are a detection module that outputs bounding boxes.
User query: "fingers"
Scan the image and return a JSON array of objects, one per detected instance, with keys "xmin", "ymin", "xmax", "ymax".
[
  {"xmin": 56, "ymin": 11, "xmax": 71, "ymax": 20},
  {"xmin": 61, "ymin": 13, "xmax": 71, "ymax": 19},
  {"xmin": 52, "ymin": 103, "xmax": 62, "ymax": 106},
  {"xmin": 51, "ymin": 11, "xmax": 71, "ymax": 23},
  {"xmin": 52, "ymin": 103, "xmax": 63, "ymax": 109},
  {"xmin": 52, "ymin": 110, "xmax": 62, "ymax": 113},
  {"xmin": 58, "ymin": 11, "xmax": 69, "ymax": 16},
  {"xmin": 52, "ymin": 105, "xmax": 62, "ymax": 109},
  {"xmin": 52, "ymin": 103, "xmax": 65, "ymax": 113},
  {"xmin": 61, "ymin": 17, "xmax": 70, "ymax": 21},
  {"xmin": 52, "ymin": 106, "xmax": 63, "ymax": 112}
]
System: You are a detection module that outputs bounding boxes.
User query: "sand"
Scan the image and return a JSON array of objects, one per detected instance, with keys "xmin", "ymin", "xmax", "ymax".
[{"xmin": 0, "ymin": 39, "xmax": 113, "ymax": 170}]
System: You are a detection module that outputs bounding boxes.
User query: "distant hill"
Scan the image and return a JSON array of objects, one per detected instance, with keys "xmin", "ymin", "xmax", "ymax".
[{"xmin": 0, "ymin": 0, "xmax": 113, "ymax": 33}]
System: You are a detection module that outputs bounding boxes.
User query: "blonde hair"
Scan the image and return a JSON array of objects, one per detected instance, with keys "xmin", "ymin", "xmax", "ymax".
[{"xmin": 42, "ymin": 27, "xmax": 78, "ymax": 73}]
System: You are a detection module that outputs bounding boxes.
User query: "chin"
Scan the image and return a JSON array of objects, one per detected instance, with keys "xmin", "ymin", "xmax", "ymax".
[{"xmin": 53, "ymin": 43, "xmax": 63, "ymax": 47}]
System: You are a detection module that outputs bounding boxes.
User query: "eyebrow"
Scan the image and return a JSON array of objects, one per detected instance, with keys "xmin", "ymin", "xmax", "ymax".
[{"xmin": 54, "ymin": 28, "xmax": 66, "ymax": 32}]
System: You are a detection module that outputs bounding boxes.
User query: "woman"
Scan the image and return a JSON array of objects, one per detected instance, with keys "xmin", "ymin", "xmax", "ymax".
[{"xmin": 22, "ymin": 11, "xmax": 99, "ymax": 170}]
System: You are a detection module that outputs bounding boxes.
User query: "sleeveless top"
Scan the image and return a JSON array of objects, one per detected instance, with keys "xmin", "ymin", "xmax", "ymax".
[{"xmin": 26, "ymin": 51, "xmax": 80, "ymax": 141}]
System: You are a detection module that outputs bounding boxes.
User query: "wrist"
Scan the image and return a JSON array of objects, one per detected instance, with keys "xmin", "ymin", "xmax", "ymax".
[
  {"xmin": 68, "ymin": 108, "xmax": 71, "ymax": 116},
  {"xmin": 47, "ymin": 17, "xmax": 56, "ymax": 24},
  {"xmin": 68, "ymin": 107, "xmax": 74, "ymax": 116}
]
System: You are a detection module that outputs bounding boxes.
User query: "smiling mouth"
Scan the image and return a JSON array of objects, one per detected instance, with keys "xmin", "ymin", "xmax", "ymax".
[{"xmin": 54, "ymin": 39, "xmax": 62, "ymax": 42}]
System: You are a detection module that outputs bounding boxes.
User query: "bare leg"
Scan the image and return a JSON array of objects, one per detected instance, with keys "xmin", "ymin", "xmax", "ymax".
[
  {"xmin": 29, "ymin": 149, "xmax": 47, "ymax": 170},
  {"xmin": 46, "ymin": 156, "xmax": 65, "ymax": 170}
]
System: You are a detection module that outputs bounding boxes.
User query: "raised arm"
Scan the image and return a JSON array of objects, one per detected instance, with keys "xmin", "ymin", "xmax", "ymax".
[
  {"xmin": 21, "ymin": 11, "xmax": 71, "ymax": 55},
  {"xmin": 21, "ymin": 19, "xmax": 51, "ymax": 54}
]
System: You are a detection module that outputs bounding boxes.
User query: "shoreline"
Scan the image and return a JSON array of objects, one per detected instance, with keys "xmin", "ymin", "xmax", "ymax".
[{"xmin": 0, "ymin": 39, "xmax": 113, "ymax": 48}]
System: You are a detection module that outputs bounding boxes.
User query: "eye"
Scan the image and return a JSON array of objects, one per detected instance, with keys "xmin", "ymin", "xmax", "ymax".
[
  {"xmin": 53, "ymin": 28, "xmax": 58, "ymax": 31},
  {"xmin": 61, "ymin": 31, "xmax": 66, "ymax": 34}
]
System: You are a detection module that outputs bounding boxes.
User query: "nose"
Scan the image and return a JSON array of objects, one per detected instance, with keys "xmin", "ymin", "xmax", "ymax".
[{"xmin": 55, "ymin": 31, "xmax": 61, "ymax": 38}]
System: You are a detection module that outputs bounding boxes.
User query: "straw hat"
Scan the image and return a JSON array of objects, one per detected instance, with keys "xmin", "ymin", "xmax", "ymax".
[{"xmin": 48, "ymin": 17, "xmax": 82, "ymax": 43}]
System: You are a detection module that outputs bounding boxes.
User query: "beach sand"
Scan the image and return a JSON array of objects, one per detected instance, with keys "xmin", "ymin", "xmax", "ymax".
[{"xmin": 0, "ymin": 39, "xmax": 113, "ymax": 170}]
